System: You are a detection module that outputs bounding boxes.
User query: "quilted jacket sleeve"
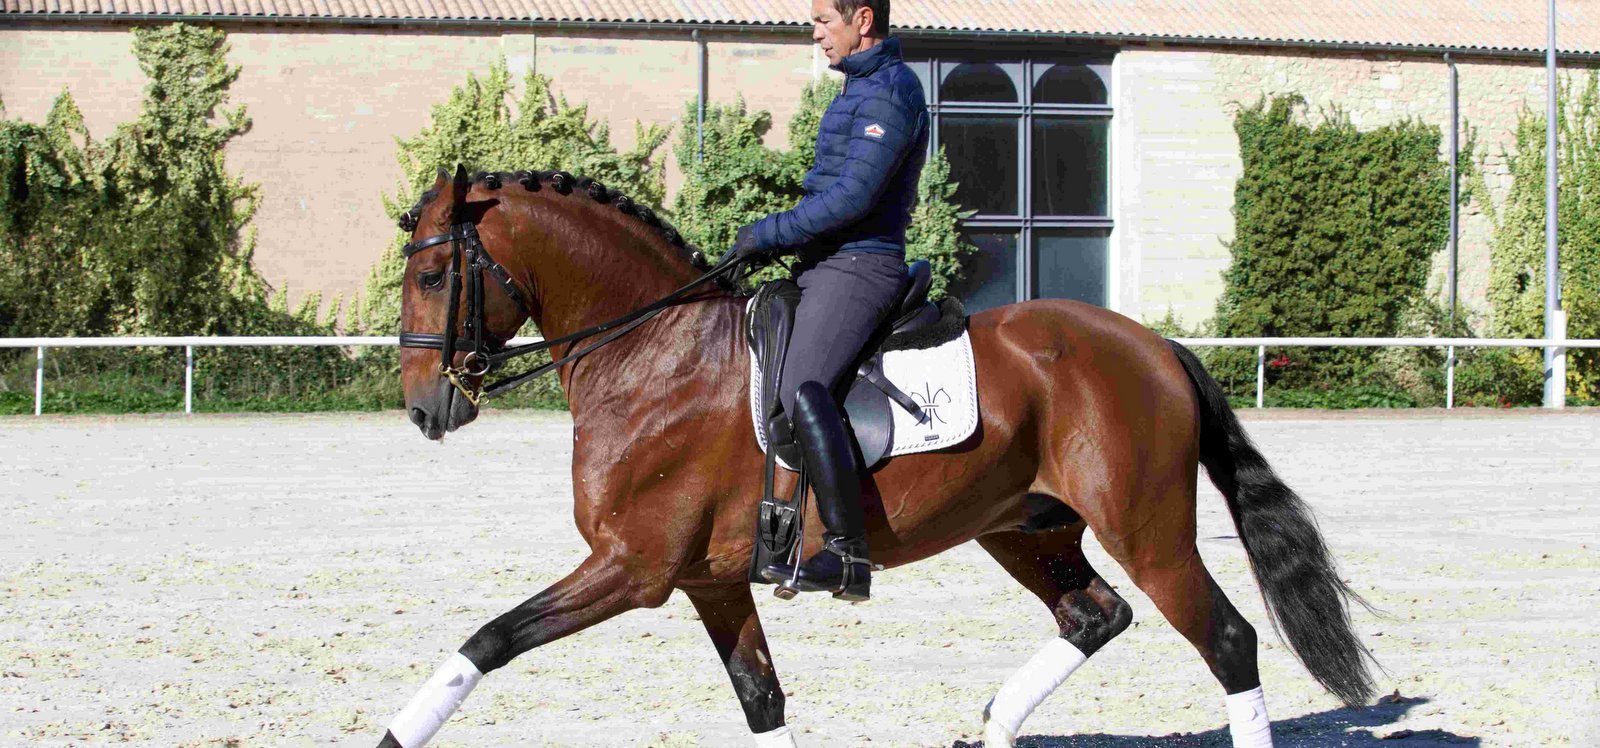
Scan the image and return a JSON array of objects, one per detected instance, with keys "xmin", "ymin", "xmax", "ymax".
[{"xmin": 747, "ymin": 91, "xmax": 925, "ymax": 252}]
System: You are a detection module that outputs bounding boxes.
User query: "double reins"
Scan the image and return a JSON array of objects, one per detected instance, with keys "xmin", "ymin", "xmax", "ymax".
[{"xmin": 398, "ymin": 220, "xmax": 754, "ymax": 404}]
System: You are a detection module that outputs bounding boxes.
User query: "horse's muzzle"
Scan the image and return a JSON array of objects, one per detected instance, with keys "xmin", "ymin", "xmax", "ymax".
[{"xmin": 408, "ymin": 378, "xmax": 479, "ymax": 440}]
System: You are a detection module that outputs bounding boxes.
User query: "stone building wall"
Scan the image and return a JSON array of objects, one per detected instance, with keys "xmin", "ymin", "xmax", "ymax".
[
  {"xmin": 1116, "ymin": 46, "xmax": 1600, "ymax": 330},
  {"xmin": 0, "ymin": 24, "xmax": 815, "ymax": 312}
]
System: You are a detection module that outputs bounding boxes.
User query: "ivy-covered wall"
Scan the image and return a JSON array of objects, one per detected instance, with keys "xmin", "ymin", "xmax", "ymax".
[
  {"xmin": 1208, "ymin": 95, "xmax": 1450, "ymax": 394},
  {"xmin": 1478, "ymin": 73, "xmax": 1600, "ymax": 401}
]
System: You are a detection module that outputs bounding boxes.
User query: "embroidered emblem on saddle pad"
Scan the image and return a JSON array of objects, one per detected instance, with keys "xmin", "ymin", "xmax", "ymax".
[{"xmin": 749, "ymin": 327, "xmax": 979, "ymax": 471}]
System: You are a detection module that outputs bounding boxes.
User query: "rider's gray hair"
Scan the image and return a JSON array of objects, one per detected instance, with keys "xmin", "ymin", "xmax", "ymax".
[{"xmin": 832, "ymin": 0, "xmax": 889, "ymax": 35}]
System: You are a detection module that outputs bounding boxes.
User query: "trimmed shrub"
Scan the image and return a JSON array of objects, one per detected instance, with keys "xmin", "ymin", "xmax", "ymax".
[{"xmin": 1211, "ymin": 95, "xmax": 1450, "ymax": 396}]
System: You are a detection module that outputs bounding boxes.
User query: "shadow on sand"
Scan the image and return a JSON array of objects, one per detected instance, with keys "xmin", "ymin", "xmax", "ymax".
[{"xmin": 951, "ymin": 696, "xmax": 1479, "ymax": 747}]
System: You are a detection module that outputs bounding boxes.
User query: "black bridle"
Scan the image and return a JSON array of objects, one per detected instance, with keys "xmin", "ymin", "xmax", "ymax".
[{"xmin": 398, "ymin": 219, "xmax": 751, "ymax": 405}]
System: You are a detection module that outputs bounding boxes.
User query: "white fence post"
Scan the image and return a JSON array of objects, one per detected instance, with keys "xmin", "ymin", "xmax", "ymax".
[
  {"xmin": 185, "ymin": 345, "xmax": 194, "ymax": 415},
  {"xmin": 1255, "ymin": 345, "xmax": 1266, "ymax": 409},
  {"xmin": 35, "ymin": 346, "xmax": 44, "ymax": 417},
  {"xmin": 1550, "ymin": 310, "xmax": 1568, "ymax": 410},
  {"xmin": 1445, "ymin": 345, "xmax": 1456, "ymax": 410}
]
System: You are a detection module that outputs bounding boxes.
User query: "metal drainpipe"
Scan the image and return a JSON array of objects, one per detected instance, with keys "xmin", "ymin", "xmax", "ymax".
[
  {"xmin": 1445, "ymin": 53, "xmax": 1459, "ymax": 334},
  {"xmin": 694, "ymin": 29, "xmax": 707, "ymax": 163}
]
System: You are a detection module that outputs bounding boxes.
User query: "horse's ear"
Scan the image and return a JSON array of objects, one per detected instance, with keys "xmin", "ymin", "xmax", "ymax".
[
  {"xmin": 432, "ymin": 167, "xmax": 450, "ymax": 196},
  {"xmin": 452, "ymin": 164, "xmax": 471, "ymax": 204}
]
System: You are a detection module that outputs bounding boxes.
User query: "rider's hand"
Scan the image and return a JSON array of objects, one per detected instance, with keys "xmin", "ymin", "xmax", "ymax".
[{"xmin": 732, "ymin": 225, "xmax": 772, "ymax": 262}]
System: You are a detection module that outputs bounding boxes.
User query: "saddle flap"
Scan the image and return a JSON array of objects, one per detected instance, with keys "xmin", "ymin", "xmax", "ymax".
[{"xmin": 843, "ymin": 373, "xmax": 893, "ymax": 470}]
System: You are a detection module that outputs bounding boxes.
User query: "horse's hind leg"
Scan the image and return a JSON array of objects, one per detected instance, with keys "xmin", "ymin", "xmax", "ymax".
[
  {"xmin": 683, "ymin": 584, "xmax": 795, "ymax": 747},
  {"xmin": 976, "ymin": 523, "xmax": 1133, "ymax": 747},
  {"xmin": 1104, "ymin": 505, "xmax": 1272, "ymax": 747}
]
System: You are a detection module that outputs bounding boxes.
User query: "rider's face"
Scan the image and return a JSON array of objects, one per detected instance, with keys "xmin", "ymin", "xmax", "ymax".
[{"xmin": 811, "ymin": 0, "xmax": 871, "ymax": 67}]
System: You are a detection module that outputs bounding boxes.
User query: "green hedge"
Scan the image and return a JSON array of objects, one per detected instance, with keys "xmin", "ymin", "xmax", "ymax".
[{"xmin": 1204, "ymin": 95, "xmax": 1454, "ymax": 403}]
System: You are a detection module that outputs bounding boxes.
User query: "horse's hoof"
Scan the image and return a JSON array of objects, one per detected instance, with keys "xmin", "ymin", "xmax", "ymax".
[
  {"xmin": 773, "ymin": 581, "xmax": 799, "ymax": 600},
  {"xmin": 983, "ymin": 720, "xmax": 1016, "ymax": 747}
]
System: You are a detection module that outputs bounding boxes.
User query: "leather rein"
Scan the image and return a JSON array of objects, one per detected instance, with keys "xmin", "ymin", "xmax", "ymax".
[{"xmin": 398, "ymin": 220, "xmax": 751, "ymax": 405}]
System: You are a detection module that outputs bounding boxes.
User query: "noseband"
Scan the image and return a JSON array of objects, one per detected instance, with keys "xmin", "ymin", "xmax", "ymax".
[{"xmin": 399, "ymin": 219, "xmax": 754, "ymax": 405}]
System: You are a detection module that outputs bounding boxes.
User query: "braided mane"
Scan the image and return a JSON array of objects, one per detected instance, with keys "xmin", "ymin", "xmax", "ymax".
[{"xmin": 397, "ymin": 170, "xmax": 710, "ymax": 271}]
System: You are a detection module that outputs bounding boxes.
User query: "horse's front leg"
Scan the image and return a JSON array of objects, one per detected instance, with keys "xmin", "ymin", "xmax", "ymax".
[
  {"xmin": 683, "ymin": 583, "xmax": 796, "ymax": 747},
  {"xmin": 376, "ymin": 547, "xmax": 673, "ymax": 748}
]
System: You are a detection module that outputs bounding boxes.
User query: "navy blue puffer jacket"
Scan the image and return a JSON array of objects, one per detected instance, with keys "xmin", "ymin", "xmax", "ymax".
[{"xmin": 745, "ymin": 37, "xmax": 930, "ymax": 257}]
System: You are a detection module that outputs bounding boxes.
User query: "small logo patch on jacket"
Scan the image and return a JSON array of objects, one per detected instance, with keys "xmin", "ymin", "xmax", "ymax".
[{"xmin": 864, "ymin": 123, "xmax": 886, "ymax": 138}]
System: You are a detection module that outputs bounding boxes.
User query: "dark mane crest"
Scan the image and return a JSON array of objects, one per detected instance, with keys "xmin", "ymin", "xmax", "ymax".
[{"xmin": 397, "ymin": 170, "xmax": 709, "ymax": 270}]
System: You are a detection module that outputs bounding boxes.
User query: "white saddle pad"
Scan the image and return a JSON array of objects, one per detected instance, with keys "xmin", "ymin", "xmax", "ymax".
[{"xmin": 750, "ymin": 330, "xmax": 979, "ymax": 470}]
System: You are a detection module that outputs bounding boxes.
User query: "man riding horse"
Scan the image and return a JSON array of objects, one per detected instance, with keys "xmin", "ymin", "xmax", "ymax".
[{"xmin": 735, "ymin": 0, "xmax": 928, "ymax": 602}]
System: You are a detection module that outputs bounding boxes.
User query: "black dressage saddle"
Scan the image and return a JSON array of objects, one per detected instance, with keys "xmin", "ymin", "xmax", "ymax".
[
  {"xmin": 746, "ymin": 259, "xmax": 966, "ymax": 471},
  {"xmin": 744, "ymin": 259, "xmax": 966, "ymax": 584}
]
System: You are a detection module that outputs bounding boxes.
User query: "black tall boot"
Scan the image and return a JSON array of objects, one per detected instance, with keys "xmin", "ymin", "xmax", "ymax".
[{"xmin": 761, "ymin": 380, "xmax": 871, "ymax": 602}]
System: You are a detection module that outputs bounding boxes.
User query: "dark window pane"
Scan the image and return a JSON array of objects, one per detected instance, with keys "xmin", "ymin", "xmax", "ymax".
[
  {"xmin": 940, "ymin": 62, "xmax": 1019, "ymax": 103},
  {"xmin": 1035, "ymin": 229, "xmax": 1109, "ymax": 307},
  {"xmin": 1034, "ymin": 64, "xmax": 1108, "ymax": 105},
  {"xmin": 1033, "ymin": 117, "xmax": 1109, "ymax": 217},
  {"xmin": 905, "ymin": 59, "xmax": 932, "ymax": 100},
  {"xmin": 942, "ymin": 115, "xmax": 1019, "ymax": 216},
  {"xmin": 949, "ymin": 231, "xmax": 1019, "ymax": 314}
]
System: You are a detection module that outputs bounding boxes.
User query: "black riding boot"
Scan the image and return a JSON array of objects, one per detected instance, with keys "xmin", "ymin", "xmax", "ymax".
[{"xmin": 762, "ymin": 381, "xmax": 871, "ymax": 602}]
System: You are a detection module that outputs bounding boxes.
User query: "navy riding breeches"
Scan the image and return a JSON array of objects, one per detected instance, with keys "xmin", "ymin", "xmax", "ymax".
[{"xmin": 778, "ymin": 251, "xmax": 908, "ymax": 418}]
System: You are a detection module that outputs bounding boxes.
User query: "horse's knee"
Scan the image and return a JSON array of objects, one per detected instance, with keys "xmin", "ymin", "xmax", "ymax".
[
  {"xmin": 728, "ymin": 655, "xmax": 785, "ymax": 732},
  {"xmin": 1054, "ymin": 578, "xmax": 1132, "ymax": 656}
]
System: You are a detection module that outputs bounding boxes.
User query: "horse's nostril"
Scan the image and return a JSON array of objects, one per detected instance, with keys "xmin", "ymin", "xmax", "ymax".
[{"xmin": 410, "ymin": 407, "xmax": 427, "ymax": 427}]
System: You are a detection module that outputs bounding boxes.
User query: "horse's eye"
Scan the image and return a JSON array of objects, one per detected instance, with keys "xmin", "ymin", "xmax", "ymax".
[{"xmin": 419, "ymin": 271, "xmax": 445, "ymax": 290}]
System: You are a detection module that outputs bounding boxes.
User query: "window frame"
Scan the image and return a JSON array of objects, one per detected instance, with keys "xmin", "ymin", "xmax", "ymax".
[{"xmin": 905, "ymin": 49, "xmax": 1116, "ymax": 309}]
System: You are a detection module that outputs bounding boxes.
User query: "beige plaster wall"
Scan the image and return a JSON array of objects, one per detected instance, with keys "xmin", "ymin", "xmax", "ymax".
[
  {"xmin": 1116, "ymin": 45, "xmax": 1598, "ymax": 330},
  {"xmin": 0, "ymin": 24, "xmax": 814, "ymax": 315}
]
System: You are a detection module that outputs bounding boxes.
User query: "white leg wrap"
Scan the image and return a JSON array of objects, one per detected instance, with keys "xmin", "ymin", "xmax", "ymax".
[
  {"xmin": 982, "ymin": 638, "xmax": 1089, "ymax": 745},
  {"xmin": 387, "ymin": 653, "xmax": 484, "ymax": 748},
  {"xmin": 1224, "ymin": 686, "xmax": 1274, "ymax": 748},
  {"xmin": 752, "ymin": 724, "xmax": 799, "ymax": 747}
]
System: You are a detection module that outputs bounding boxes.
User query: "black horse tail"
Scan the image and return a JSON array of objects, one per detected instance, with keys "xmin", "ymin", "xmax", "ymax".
[{"xmin": 1167, "ymin": 340, "xmax": 1377, "ymax": 707}]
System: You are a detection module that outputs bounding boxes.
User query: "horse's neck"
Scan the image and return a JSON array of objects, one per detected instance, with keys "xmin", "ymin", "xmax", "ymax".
[
  {"xmin": 561, "ymin": 294, "xmax": 749, "ymax": 420},
  {"xmin": 524, "ymin": 198, "xmax": 702, "ymax": 344}
]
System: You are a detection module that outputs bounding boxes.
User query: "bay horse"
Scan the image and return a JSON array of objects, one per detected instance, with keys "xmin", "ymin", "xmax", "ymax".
[{"xmin": 376, "ymin": 166, "xmax": 1375, "ymax": 748}]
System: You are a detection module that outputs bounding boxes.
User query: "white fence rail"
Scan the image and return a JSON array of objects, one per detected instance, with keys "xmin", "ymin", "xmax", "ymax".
[
  {"xmin": 0, "ymin": 336, "xmax": 542, "ymax": 417},
  {"xmin": 2, "ymin": 335, "xmax": 1596, "ymax": 416}
]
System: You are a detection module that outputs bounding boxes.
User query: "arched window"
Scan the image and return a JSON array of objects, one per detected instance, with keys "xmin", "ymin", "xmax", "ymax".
[
  {"xmin": 940, "ymin": 62, "xmax": 1019, "ymax": 103},
  {"xmin": 1033, "ymin": 64, "xmax": 1107, "ymax": 105}
]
